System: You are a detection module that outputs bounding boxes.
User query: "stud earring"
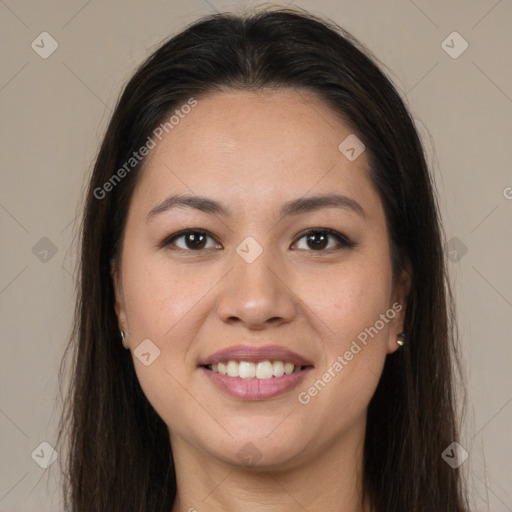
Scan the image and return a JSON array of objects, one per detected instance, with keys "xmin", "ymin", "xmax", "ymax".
[
  {"xmin": 120, "ymin": 330, "xmax": 129, "ymax": 349},
  {"xmin": 396, "ymin": 332, "xmax": 405, "ymax": 347}
]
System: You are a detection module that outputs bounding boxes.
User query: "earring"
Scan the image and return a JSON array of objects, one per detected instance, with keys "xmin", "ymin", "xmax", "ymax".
[
  {"xmin": 120, "ymin": 330, "xmax": 129, "ymax": 349},
  {"xmin": 396, "ymin": 332, "xmax": 405, "ymax": 347}
]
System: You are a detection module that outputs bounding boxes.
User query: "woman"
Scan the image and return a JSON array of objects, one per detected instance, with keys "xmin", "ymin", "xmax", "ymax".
[{"xmin": 57, "ymin": 7, "xmax": 470, "ymax": 512}]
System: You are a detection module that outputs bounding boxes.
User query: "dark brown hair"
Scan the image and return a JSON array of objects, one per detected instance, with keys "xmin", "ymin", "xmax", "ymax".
[{"xmin": 57, "ymin": 7, "xmax": 469, "ymax": 511}]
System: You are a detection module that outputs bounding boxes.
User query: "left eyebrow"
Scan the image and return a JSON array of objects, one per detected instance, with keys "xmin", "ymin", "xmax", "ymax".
[
  {"xmin": 145, "ymin": 193, "xmax": 366, "ymax": 223},
  {"xmin": 279, "ymin": 193, "xmax": 366, "ymax": 219}
]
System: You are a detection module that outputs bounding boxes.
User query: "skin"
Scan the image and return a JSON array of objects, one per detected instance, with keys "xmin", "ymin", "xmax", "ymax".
[{"xmin": 112, "ymin": 89, "xmax": 410, "ymax": 512}]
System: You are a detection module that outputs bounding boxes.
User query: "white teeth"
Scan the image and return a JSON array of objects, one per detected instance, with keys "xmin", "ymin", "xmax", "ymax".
[
  {"xmin": 207, "ymin": 360, "xmax": 304, "ymax": 378},
  {"xmin": 284, "ymin": 362, "xmax": 294, "ymax": 375},
  {"xmin": 256, "ymin": 360, "xmax": 273, "ymax": 379},
  {"xmin": 239, "ymin": 361, "xmax": 256, "ymax": 379},
  {"xmin": 226, "ymin": 361, "xmax": 239, "ymax": 377},
  {"xmin": 272, "ymin": 361, "xmax": 284, "ymax": 377}
]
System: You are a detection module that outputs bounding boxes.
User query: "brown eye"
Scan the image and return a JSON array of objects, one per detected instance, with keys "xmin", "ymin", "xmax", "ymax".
[
  {"xmin": 164, "ymin": 229, "xmax": 221, "ymax": 251},
  {"xmin": 293, "ymin": 229, "xmax": 354, "ymax": 251}
]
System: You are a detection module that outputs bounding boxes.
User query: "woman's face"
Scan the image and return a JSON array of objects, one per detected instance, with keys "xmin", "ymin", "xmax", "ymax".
[{"xmin": 112, "ymin": 89, "xmax": 409, "ymax": 470}]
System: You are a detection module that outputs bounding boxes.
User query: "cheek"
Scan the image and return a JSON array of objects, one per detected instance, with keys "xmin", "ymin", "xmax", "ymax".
[
  {"xmin": 301, "ymin": 255, "xmax": 393, "ymax": 342},
  {"xmin": 120, "ymin": 244, "xmax": 224, "ymax": 398},
  {"xmin": 297, "ymin": 254, "xmax": 393, "ymax": 401},
  {"xmin": 120, "ymin": 253, "xmax": 199, "ymax": 423},
  {"xmin": 122, "ymin": 247, "xmax": 204, "ymax": 338}
]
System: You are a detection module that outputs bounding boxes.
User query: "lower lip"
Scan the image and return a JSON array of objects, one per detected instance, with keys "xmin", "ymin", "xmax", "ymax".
[{"xmin": 200, "ymin": 367, "xmax": 313, "ymax": 400}]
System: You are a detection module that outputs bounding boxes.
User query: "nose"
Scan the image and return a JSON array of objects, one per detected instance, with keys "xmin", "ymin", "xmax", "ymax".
[{"xmin": 215, "ymin": 244, "xmax": 297, "ymax": 330}]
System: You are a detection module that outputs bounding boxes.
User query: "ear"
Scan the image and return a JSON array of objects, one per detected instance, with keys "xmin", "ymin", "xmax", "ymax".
[
  {"xmin": 111, "ymin": 258, "xmax": 128, "ymax": 336},
  {"xmin": 386, "ymin": 264, "xmax": 412, "ymax": 355}
]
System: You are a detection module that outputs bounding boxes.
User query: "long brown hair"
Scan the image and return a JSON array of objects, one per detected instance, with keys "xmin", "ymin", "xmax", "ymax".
[{"xmin": 57, "ymin": 7, "xmax": 470, "ymax": 511}]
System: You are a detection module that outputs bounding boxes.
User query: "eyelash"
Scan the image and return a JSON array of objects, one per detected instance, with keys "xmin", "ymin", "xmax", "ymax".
[{"xmin": 160, "ymin": 228, "xmax": 356, "ymax": 253}]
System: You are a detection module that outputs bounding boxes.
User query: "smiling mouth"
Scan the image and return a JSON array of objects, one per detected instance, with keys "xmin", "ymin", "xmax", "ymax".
[{"xmin": 201, "ymin": 360, "xmax": 312, "ymax": 379}]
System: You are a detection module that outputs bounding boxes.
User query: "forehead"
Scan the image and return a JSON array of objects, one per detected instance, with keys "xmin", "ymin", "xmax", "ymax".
[{"xmin": 131, "ymin": 88, "xmax": 381, "ymax": 219}]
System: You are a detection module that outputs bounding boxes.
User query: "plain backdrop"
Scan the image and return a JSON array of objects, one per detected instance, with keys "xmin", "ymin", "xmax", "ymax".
[{"xmin": 0, "ymin": 0, "xmax": 511, "ymax": 510}]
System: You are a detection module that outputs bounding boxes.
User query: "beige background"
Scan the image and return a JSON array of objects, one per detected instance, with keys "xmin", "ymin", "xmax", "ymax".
[{"xmin": 1, "ymin": 0, "xmax": 511, "ymax": 510}]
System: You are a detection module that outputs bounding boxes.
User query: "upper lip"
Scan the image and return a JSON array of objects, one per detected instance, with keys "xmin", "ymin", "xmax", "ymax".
[{"xmin": 199, "ymin": 344, "xmax": 314, "ymax": 367}]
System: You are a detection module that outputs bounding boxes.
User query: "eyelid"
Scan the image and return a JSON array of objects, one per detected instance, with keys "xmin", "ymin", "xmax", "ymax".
[
  {"xmin": 291, "ymin": 228, "xmax": 355, "ymax": 250},
  {"xmin": 160, "ymin": 228, "xmax": 221, "ymax": 250},
  {"xmin": 160, "ymin": 227, "xmax": 355, "ymax": 252}
]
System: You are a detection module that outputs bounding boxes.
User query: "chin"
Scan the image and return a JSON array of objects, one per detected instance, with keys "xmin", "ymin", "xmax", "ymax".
[{"xmin": 200, "ymin": 431, "xmax": 310, "ymax": 470}]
